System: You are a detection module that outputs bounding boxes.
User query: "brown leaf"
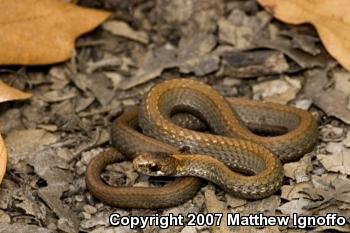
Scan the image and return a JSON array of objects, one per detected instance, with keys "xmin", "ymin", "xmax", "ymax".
[
  {"xmin": 0, "ymin": 135, "xmax": 7, "ymax": 185},
  {"xmin": 257, "ymin": 0, "xmax": 350, "ymax": 71},
  {"xmin": 0, "ymin": 81, "xmax": 30, "ymax": 185},
  {"xmin": 0, "ymin": 81, "xmax": 32, "ymax": 103},
  {"xmin": 0, "ymin": 0, "xmax": 110, "ymax": 65}
]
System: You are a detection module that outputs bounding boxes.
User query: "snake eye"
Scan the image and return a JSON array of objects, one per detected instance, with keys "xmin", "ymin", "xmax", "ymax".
[{"xmin": 149, "ymin": 163, "xmax": 159, "ymax": 172}]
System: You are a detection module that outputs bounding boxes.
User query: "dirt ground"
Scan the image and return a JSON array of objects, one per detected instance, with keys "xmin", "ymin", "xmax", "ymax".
[{"xmin": 0, "ymin": 0, "xmax": 350, "ymax": 233}]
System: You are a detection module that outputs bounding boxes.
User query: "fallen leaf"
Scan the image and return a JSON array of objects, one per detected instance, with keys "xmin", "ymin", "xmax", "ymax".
[
  {"xmin": 283, "ymin": 155, "xmax": 312, "ymax": 182},
  {"xmin": 336, "ymin": 192, "xmax": 350, "ymax": 204},
  {"xmin": 0, "ymin": 81, "xmax": 29, "ymax": 185},
  {"xmin": 105, "ymin": 162, "xmax": 138, "ymax": 186},
  {"xmin": 0, "ymin": 0, "xmax": 110, "ymax": 65},
  {"xmin": 317, "ymin": 153, "xmax": 350, "ymax": 175},
  {"xmin": 255, "ymin": 38, "xmax": 329, "ymax": 69},
  {"xmin": 334, "ymin": 70, "xmax": 350, "ymax": 94},
  {"xmin": 6, "ymin": 128, "xmax": 78, "ymax": 232},
  {"xmin": 319, "ymin": 125, "xmax": 345, "ymax": 142},
  {"xmin": 281, "ymin": 182, "xmax": 313, "ymax": 201},
  {"xmin": 6, "ymin": 129, "xmax": 58, "ymax": 169},
  {"xmin": 311, "ymin": 173, "xmax": 350, "ymax": 190},
  {"xmin": 38, "ymin": 88, "xmax": 77, "ymax": 103},
  {"xmin": 221, "ymin": 50, "xmax": 289, "ymax": 78},
  {"xmin": 252, "ymin": 76, "xmax": 301, "ymax": 104},
  {"xmin": 177, "ymin": 33, "xmax": 219, "ymax": 75},
  {"xmin": 257, "ymin": 0, "xmax": 350, "ymax": 71},
  {"xmin": 156, "ymin": 0, "xmax": 224, "ymax": 37},
  {"xmin": 301, "ymin": 176, "xmax": 350, "ymax": 211},
  {"xmin": 0, "ymin": 81, "xmax": 32, "ymax": 103},
  {"xmin": 15, "ymin": 190, "xmax": 46, "ymax": 221},
  {"xmin": 325, "ymin": 142, "xmax": 344, "ymax": 154},
  {"xmin": 103, "ymin": 20, "xmax": 149, "ymax": 44},
  {"xmin": 120, "ymin": 44, "xmax": 177, "ymax": 89},
  {"xmin": 280, "ymin": 27, "xmax": 321, "ymax": 55},
  {"xmin": 230, "ymin": 195, "xmax": 281, "ymax": 233},
  {"xmin": 0, "ymin": 135, "xmax": 7, "ymax": 185},
  {"xmin": 278, "ymin": 198, "xmax": 311, "ymax": 215},
  {"xmin": 304, "ymin": 69, "xmax": 350, "ymax": 124},
  {"xmin": 120, "ymin": 33, "xmax": 219, "ymax": 89},
  {"xmin": 33, "ymin": 150, "xmax": 79, "ymax": 233},
  {"xmin": 218, "ymin": 9, "xmax": 271, "ymax": 48},
  {"xmin": 85, "ymin": 57, "xmax": 122, "ymax": 74}
]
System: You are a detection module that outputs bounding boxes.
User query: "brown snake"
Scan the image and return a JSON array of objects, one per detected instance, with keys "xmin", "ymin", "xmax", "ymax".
[{"xmin": 86, "ymin": 79, "xmax": 318, "ymax": 209}]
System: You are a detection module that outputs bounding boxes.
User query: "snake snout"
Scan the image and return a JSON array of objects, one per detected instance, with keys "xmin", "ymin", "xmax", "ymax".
[{"xmin": 133, "ymin": 152, "xmax": 178, "ymax": 176}]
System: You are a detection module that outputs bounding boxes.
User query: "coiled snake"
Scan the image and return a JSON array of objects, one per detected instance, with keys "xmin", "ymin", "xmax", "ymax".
[{"xmin": 86, "ymin": 79, "xmax": 318, "ymax": 209}]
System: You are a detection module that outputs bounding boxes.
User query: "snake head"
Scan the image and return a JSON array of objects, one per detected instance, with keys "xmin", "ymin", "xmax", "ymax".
[{"xmin": 133, "ymin": 152, "xmax": 178, "ymax": 176}]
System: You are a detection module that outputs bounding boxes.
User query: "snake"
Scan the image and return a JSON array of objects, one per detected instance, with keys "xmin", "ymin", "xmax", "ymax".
[{"xmin": 85, "ymin": 79, "xmax": 318, "ymax": 209}]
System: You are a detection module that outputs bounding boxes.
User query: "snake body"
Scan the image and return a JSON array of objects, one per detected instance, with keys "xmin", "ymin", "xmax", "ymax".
[{"xmin": 86, "ymin": 79, "xmax": 318, "ymax": 209}]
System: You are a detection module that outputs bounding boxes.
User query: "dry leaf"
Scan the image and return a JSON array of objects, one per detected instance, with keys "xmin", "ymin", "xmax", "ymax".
[
  {"xmin": 0, "ymin": 81, "xmax": 32, "ymax": 103},
  {"xmin": 281, "ymin": 182, "xmax": 313, "ymax": 201},
  {"xmin": 252, "ymin": 76, "xmax": 301, "ymax": 104},
  {"xmin": 278, "ymin": 198, "xmax": 311, "ymax": 215},
  {"xmin": 218, "ymin": 9, "xmax": 271, "ymax": 49},
  {"xmin": 304, "ymin": 69, "xmax": 350, "ymax": 124},
  {"xmin": 103, "ymin": 20, "xmax": 149, "ymax": 44},
  {"xmin": 317, "ymin": 153, "xmax": 350, "ymax": 175},
  {"xmin": 283, "ymin": 155, "xmax": 312, "ymax": 182},
  {"xmin": 222, "ymin": 50, "xmax": 289, "ymax": 78},
  {"xmin": 121, "ymin": 33, "xmax": 219, "ymax": 89},
  {"xmin": 0, "ymin": 0, "xmax": 110, "ymax": 65},
  {"xmin": 0, "ymin": 81, "xmax": 30, "ymax": 185},
  {"xmin": 0, "ymin": 135, "xmax": 7, "ymax": 185},
  {"xmin": 257, "ymin": 0, "xmax": 350, "ymax": 71},
  {"xmin": 255, "ymin": 38, "xmax": 329, "ymax": 69}
]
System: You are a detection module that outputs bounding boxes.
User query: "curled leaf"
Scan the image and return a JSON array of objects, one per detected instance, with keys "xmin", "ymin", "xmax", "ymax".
[{"xmin": 258, "ymin": 0, "xmax": 350, "ymax": 71}]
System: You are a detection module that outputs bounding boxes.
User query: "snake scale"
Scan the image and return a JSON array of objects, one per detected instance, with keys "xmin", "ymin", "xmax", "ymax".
[{"xmin": 86, "ymin": 79, "xmax": 318, "ymax": 209}]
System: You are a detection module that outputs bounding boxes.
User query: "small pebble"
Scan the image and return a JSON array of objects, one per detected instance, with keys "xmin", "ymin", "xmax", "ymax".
[
  {"xmin": 84, "ymin": 204, "xmax": 98, "ymax": 214},
  {"xmin": 75, "ymin": 195, "xmax": 85, "ymax": 202},
  {"xmin": 294, "ymin": 99, "xmax": 312, "ymax": 110},
  {"xmin": 82, "ymin": 212, "xmax": 91, "ymax": 220},
  {"xmin": 0, "ymin": 210, "xmax": 10, "ymax": 223}
]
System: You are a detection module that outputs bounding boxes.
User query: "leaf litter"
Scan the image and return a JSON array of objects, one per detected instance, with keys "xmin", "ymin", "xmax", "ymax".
[{"xmin": 1, "ymin": 0, "xmax": 350, "ymax": 232}]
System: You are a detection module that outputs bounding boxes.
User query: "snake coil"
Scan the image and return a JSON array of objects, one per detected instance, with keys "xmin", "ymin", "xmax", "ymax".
[{"xmin": 86, "ymin": 79, "xmax": 318, "ymax": 209}]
